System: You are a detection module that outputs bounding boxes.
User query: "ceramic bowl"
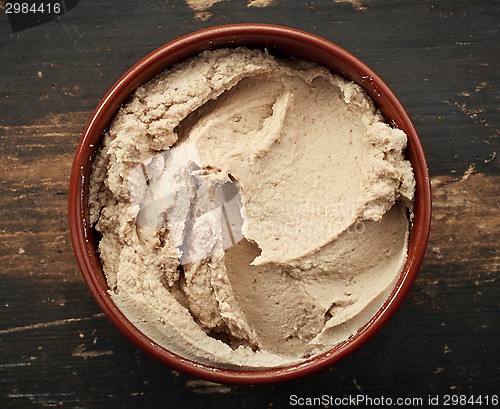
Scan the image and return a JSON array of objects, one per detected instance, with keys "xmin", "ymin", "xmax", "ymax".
[{"xmin": 68, "ymin": 24, "xmax": 431, "ymax": 384}]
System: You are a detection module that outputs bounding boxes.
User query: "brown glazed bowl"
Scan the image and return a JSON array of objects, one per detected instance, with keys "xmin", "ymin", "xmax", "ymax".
[{"xmin": 68, "ymin": 24, "xmax": 431, "ymax": 384}]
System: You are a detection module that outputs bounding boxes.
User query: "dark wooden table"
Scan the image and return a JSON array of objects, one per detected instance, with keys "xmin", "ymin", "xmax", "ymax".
[{"xmin": 1, "ymin": 1, "xmax": 498, "ymax": 408}]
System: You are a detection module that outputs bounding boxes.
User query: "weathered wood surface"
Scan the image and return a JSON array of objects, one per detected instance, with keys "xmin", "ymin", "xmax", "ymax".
[{"xmin": 1, "ymin": 0, "xmax": 498, "ymax": 408}]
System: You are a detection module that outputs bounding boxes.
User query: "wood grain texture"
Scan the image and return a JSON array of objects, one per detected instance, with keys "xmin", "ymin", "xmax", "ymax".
[{"xmin": 0, "ymin": 0, "xmax": 498, "ymax": 408}]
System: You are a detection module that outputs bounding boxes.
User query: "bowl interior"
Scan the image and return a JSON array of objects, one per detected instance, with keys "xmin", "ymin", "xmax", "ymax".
[{"xmin": 69, "ymin": 24, "xmax": 431, "ymax": 385}]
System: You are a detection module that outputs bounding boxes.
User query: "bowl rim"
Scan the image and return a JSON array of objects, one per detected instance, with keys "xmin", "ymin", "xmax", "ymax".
[{"xmin": 68, "ymin": 23, "xmax": 432, "ymax": 385}]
